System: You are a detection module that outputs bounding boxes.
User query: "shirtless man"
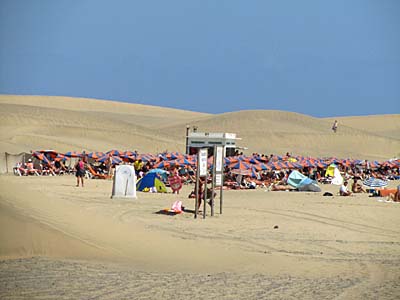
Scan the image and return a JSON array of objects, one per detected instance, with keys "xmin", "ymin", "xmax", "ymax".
[{"xmin": 351, "ymin": 178, "xmax": 365, "ymax": 193}]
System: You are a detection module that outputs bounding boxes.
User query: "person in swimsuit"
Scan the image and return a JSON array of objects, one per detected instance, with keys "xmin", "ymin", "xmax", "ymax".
[{"xmin": 75, "ymin": 158, "xmax": 85, "ymax": 187}]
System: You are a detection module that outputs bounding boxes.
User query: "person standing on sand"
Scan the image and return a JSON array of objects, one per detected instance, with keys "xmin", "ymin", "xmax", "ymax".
[
  {"xmin": 75, "ymin": 158, "xmax": 85, "ymax": 187},
  {"xmin": 332, "ymin": 120, "xmax": 338, "ymax": 133}
]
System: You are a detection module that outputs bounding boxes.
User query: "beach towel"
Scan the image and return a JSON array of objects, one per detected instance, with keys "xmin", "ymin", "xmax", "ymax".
[
  {"xmin": 161, "ymin": 200, "xmax": 184, "ymax": 214},
  {"xmin": 378, "ymin": 189, "xmax": 397, "ymax": 197},
  {"xmin": 171, "ymin": 200, "xmax": 183, "ymax": 213}
]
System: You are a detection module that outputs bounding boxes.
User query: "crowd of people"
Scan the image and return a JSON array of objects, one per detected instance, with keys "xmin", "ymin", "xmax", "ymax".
[{"xmin": 14, "ymin": 150, "xmax": 400, "ymax": 201}]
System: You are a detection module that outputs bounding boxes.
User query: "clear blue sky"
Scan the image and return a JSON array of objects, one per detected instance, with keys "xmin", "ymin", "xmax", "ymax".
[{"xmin": 1, "ymin": 0, "xmax": 399, "ymax": 116}]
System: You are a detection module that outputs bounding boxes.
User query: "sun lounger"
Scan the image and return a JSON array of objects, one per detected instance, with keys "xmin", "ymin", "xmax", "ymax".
[{"xmin": 87, "ymin": 165, "xmax": 109, "ymax": 179}]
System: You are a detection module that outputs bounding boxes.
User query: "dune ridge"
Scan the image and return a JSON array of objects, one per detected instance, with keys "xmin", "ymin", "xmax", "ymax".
[{"xmin": 1, "ymin": 95, "xmax": 399, "ymax": 160}]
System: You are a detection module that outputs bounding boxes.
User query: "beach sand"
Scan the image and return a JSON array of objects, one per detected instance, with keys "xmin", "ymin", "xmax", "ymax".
[
  {"xmin": 0, "ymin": 95, "xmax": 400, "ymax": 299},
  {"xmin": 1, "ymin": 175, "xmax": 399, "ymax": 299}
]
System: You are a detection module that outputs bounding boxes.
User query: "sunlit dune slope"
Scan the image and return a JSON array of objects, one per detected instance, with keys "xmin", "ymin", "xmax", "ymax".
[
  {"xmin": 325, "ymin": 115, "xmax": 400, "ymax": 140},
  {"xmin": 0, "ymin": 95, "xmax": 208, "ymax": 153},
  {"xmin": 167, "ymin": 110, "xmax": 400, "ymax": 160},
  {"xmin": 0, "ymin": 95, "xmax": 399, "ymax": 160},
  {"xmin": 0, "ymin": 95, "xmax": 210, "ymax": 129}
]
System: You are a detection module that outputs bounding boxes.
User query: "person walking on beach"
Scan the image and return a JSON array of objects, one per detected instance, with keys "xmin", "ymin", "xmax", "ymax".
[
  {"xmin": 75, "ymin": 158, "xmax": 85, "ymax": 187},
  {"xmin": 332, "ymin": 120, "xmax": 338, "ymax": 133}
]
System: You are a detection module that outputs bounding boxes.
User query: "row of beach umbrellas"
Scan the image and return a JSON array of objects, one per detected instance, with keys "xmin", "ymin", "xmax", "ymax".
[{"xmin": 32, "ymin": 150, "xmax": 400, "ymax": 173}]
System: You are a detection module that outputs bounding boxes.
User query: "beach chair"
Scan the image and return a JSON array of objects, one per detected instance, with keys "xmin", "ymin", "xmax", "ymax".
[{"xmin": 87, "ymin": 165, "xmax": 109, "ymax": 179}]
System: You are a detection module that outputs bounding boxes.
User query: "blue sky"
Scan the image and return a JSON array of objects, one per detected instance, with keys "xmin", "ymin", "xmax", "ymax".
[{"xmin": 0, "ymin": 0, "xmax": 399, "ymax": 117}]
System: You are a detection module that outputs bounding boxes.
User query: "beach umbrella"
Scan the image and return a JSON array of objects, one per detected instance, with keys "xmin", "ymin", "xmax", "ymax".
[
  {"xmin": 283, "ymin": 161, "xmax": 296, "ymax": 169},
  {"xmin": 154, "ymin": 161, "xmax": 175, "ymax": 169},
  {"xmin": 87, "ymin": 152, "xmax": 105, "ymax": 159},
  {"xmin": 64, "ymin": 151, "xmax": 83, "ymax": 158},
  {"xmin": 119, "ymin": 155, "xmax": 135, "ymax": 163},
  {"xmin": 54, "ymin": 153, "xmax": 69, "ymax": 162},
  {"xmin": 38, "ymin": 150, "xmax": 58, "ymax": 159},
  {"xmin": 266, "ymin": 161, "xmax": 278, "ymax": 170},
  {"xmin": 257, "ymin": 163, "xmax": 269, "ymax": 171},
  {"xmin": 300, "ymin": 160, "xmax": 315, "ymax": 168},
  {"xmin": 32, "ymin": 151, "xmax": 51, "ymax": 165},
  {"xmin": 370, "ymin": 161, "xmax": 381, "ymax": 168},
  {"xmin": 224, "ymin": 157, "xmax": 238, "ymax": 165},
  {"xmin": 97, "ymin": 155, "xmax": 122, "ymax": 165},
  {"xmin": 175, "ymin": 158, "xmax": 193, "ymax": 166},
  {"xmin": 164, "ymin": 152, "xmax": 182, "ymax": 160},
  {"xmin": 137, "ymin": 153, "xmax": 156, "ymax": 162},
  {"xmin": 363, "ymin": 177, "xmax": 388, "ymax": 188},
  {"xmin": 229, "ymin": 161, "xmax": 251, "ymax": 170},
  {"xmin": 246, "ymin": 157, "xmax": 261, "ymax": 164},
  {"xmin": 255, "ymin": 156, "xmax": 269, "ymax": 163},
  {"xmin": 106, "ymin": 150, "xmax": 122, "ymax": 157},
  {"xmin": 122, "ymin": 151, "xmax": 136, "ymax": 157}
]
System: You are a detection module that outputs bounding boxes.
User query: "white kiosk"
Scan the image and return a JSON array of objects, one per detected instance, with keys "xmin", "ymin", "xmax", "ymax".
[{"xmin": 187, "ymin": 132, "xmax": 242, "ymax": 157}]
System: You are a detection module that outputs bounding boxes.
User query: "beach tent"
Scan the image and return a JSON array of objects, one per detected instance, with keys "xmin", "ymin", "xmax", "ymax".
[
  {"xmin": 325, "ymin": 164, "xmax": 343, "ymax": 185},
  {"xmin": 288, "ymin": 170, "xmax": 321, "ymax": 192},
  {"xmin": 0, "ymin": 152, "xmax": 31, "ymax": 174},
  {"xmin": 325, "ymin": 164, "xmax": 337, "ymax": 177},
  {"xmin": 147, "ymin": 168, "xmax": 168, "ymax": 181},
  {"xmin": 287, "ymin": 170, "xmax": 307, "ymax": 188},
  {"xmin": 136, "ymin": 173, "xmax": 167, "ymax": 193},
  {"xmin": 331, "ymin": 167, "xmax": 344, "ymax": 185}
]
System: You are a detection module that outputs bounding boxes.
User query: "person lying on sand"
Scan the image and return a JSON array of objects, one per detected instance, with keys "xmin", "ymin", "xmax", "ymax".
[
  {"xmin": 351, "ymin": 178, "xmax": 366, "ymax": 193},
  {"xmin": 269, "ymin": 183, "xmax": 295, "ymax": 192},
  {"xmin": 340, "ymin": 181, "xmax": 352, "ymax": 196}
]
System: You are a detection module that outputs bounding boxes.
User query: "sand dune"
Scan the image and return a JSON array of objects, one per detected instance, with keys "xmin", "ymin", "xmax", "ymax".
[
  {"xmin": 1, "ymin": 95, "xmax": 399, "ymax": 159},
  {"xmin": 167, "ymin": 110, "xmax": 400, "ymax": 160},
  {"xmin": 326, "ymin": 115, "xmax": 400, "ymax": 140}
]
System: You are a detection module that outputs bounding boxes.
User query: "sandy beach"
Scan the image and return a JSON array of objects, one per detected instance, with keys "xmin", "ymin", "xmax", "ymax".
[
  {"xmin": 0, "ymin": 95, "xmax": 400, "ymax": 299},
  {"xmin": 1, "ymin": 174, "xmax": 399, "ymax": 299}
]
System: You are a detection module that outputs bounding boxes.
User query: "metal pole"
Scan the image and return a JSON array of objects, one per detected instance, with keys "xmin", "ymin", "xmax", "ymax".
[
  {"xmin": 5, "ymin": 152, "xmax": 8, "ymax": 173},
  {"xmin": 194, "ymin": 151, "xmax": 200, "ymax": 219},
  {"xmin": 185, "ymin": 125, "xmax": 190, "ymax": 155},
  {"xmin": 211, "ymin": 146, "xmax": 216, "ymax": 216},
  {"xmin": 220, "ymin": 147, "xmax": 224, "ymax": 214},
  {"xmin": 203, "ymin": 172, "xmax": 207, "ymax": 219},
  {"xmin": 220, "ymin": 174, "xmax": 223, "ymax": 214}
]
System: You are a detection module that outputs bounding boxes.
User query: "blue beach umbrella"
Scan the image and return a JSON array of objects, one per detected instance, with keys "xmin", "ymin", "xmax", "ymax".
[
  {"xmin": 97, "ymin": 155, "xmax": 122, "ymax": 165},
  {"xmin": 363, "ymin": 177, "xmax": 388, "ymax": 188}
]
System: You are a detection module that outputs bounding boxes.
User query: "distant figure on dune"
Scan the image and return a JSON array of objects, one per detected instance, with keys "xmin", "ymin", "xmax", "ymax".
[{"xmin": 332, "ymin": 120, "xmax": 338, "ymax": 133}]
